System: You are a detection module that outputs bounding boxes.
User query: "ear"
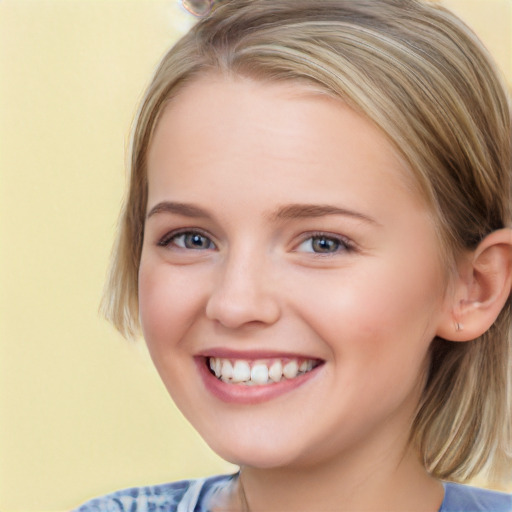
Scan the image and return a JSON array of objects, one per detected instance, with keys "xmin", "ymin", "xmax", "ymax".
[{"xmin": 436, "ymin": 228, "xmax": 512, "ymax": 342}]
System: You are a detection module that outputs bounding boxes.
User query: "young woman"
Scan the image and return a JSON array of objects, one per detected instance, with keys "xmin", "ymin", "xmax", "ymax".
[{"xmin": 76, "ymin": 1, "xmax": 512, "ymax": 510}]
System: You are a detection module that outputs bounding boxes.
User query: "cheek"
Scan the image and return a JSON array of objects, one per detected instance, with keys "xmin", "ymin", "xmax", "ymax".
[
  {"xmin": 138, "ymin": 258, "xmax": 165, "ymax": 342},
  {"xmin": 138, "ymin": 256, "xmax": 200, "ymax": 348},
  {"xmin": 290, "ymin": 258, "xmax": 444, "ymax": 360}
]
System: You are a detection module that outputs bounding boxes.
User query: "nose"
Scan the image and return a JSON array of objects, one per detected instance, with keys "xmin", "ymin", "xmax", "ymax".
[{"xmin": 205, "ymin": 250, "xmax": 281, "ymax": 329}]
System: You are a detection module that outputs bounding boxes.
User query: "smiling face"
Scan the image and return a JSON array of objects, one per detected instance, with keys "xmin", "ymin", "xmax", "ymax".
[{"xmin": 138, "ymin": 75, "xmax": 452, "ymax": 470}]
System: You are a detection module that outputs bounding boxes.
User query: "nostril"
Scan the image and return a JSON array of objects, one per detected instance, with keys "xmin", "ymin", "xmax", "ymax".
[{"xmin": 205, "ymin": 259, "xmax": 281, "ymax": 328}]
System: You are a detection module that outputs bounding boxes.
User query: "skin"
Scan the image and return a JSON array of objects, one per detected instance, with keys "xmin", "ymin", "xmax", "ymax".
[{"xmin": 138, "ymin": 75, "xmax": 452, "ymax": 511}]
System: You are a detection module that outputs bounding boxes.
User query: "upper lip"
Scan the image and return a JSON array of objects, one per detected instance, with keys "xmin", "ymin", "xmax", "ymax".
[{"xmin": 196, "ymin": 347, "xmax": 324, "ymax": 361}]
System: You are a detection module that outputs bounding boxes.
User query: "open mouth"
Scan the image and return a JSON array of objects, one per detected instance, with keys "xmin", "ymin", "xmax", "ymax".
[{"xmin": 207, "ymin": 357, "xmax": 323, "ymax": 386}]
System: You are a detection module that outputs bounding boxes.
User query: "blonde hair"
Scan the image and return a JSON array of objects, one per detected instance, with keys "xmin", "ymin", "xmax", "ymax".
[{"xmin": 103, "ymin": 0, "xmax": 512, "ymax": 485}]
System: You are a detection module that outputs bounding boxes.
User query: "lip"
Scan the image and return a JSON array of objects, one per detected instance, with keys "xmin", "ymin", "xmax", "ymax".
[
  {"xmin": 195, "ymin": 353, "xmax": 324, "ymax": 405},
  {"xmin": 196, "ymin": 348, "xmax": 320, "ymax": 360}
]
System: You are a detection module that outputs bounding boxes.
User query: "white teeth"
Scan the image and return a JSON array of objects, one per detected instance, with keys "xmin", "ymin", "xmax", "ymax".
[
  {"xmin": 283, "ymin": 360, "xmax": 299, "ymax": 379},
  {"xmin": 251, "ymin": 363, "xmax": 269, "ymax": 385},
  {"xmin": 221, "ymin": 360, "xmax": 233, "ymax": 381},
  {"xmin": 215, "ymin": 358, "xmax": 222, "ymax": 377},
  {"xmin": 232, "ymin": 360, "xmax": 251, "ymax": 383},
  {"xmin": 209, "ymin": 357, "xmax": 318, "ymax": 385},
  {"xmin": 268, "ymin": 361, "xmax": 283, "ymax": 382}
]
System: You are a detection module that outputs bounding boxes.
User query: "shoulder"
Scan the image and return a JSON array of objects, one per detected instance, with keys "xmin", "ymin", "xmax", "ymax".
[
  {"xmin": 73, "ymin": 474, "xmax": 236, "ymax": 512},
  {"xmin": 440, "ymin": 482, "xmax": 512, "ymax": 512}
]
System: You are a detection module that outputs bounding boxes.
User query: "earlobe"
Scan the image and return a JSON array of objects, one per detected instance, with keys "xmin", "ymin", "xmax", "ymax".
[{"xmin": 437, "ymin": 228, "xmax": 512, "ymax": 342}]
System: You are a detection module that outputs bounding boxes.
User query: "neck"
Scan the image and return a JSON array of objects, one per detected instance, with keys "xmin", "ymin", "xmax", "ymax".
[{"xmin": 236, "ymin": 441, "xmax": 443, "ymax": 512}]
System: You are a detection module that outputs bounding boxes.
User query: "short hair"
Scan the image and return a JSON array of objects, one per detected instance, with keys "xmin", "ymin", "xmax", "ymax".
[{"xmin": 102, "ymin": 0, "xmax": 512, "ymax": 484}]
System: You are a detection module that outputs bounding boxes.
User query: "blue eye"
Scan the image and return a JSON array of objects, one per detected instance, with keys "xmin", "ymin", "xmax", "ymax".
[
  {"xmin": 297, "ymin": 235, "xmax": 349, "ymax": 254},
  {"xmin": 159, "ymin": 231, "xmax": 215, "ymax": 250}
]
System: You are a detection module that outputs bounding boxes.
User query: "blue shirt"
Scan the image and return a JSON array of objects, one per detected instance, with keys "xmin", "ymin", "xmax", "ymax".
[{"xmin": 74, "ymin": 474, "xmax": 512, "ymax": 511}]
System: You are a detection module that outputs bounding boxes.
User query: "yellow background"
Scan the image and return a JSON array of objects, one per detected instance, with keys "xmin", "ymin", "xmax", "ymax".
[{"xmin": 1, "ymin": 1, "xmax": 510, "ymax": 510}]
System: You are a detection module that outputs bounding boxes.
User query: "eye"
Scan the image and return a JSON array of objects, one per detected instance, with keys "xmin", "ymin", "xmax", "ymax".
[
  {"xmin": 296, "ymin": 234, "xmax": 351, "ymax": 254},
  {"xmin": 158, "ymin": 231, "xmax": 215, "ymax": 250}
]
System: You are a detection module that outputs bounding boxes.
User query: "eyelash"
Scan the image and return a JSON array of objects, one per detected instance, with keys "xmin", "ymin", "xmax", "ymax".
[
  {"xmin": 157, "ymin": 229, "xmax": 355, "ymax": 255},
  {"xmin": 157, "ymin": 229, "xmax": 216, "ymax": 250},
  {"xmin": 295, "ymin": 232, "xmax": 355, "ymax": 255}
]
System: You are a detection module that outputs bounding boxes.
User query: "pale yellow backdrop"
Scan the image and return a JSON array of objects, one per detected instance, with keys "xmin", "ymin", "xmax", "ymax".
[{"xmin": 1, "ymin": 1, "xmax": 510, "ymax": 511}]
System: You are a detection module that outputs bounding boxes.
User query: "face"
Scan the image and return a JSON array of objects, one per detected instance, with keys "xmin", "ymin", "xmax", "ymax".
[{"xmin": 139, "ymin": 76, "xmax": 451, "ymax": 470}]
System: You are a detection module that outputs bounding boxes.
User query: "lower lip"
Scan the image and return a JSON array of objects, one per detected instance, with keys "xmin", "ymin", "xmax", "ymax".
[{"xmin": 195, "ymin": 357, "xmax": 322, "ymax": 404}]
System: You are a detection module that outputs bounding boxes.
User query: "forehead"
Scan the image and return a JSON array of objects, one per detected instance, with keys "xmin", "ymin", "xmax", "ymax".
[{"xmin": 148, "ymin": 74, "xmax": 419, "ymax": 198}]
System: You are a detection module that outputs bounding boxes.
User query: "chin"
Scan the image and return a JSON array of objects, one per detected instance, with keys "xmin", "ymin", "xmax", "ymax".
[{"xmin": 205, "ymin": 431, "xmax": 305, "ymax": 469}]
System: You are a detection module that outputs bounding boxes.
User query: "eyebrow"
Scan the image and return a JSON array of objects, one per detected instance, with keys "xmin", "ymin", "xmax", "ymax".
[
  {"xmin": 271, "ymin": 204, "xmax": 379, "ymax": 225},
  {"xmin": 147, "ymin": 201, "xmax": 378, "ymax": 225},
  {"xmin": 147, "ymin": 202, "xmax": 210, "ymax": 219}
]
